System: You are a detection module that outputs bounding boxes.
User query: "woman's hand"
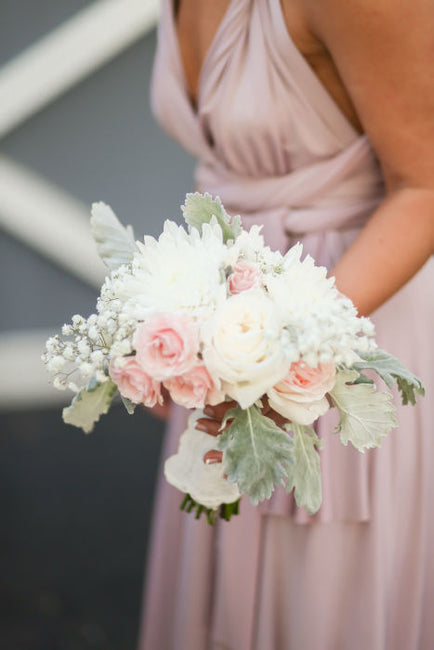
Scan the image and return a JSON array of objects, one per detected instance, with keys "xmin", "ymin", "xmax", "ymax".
[{"xmin": 196, "ymin": 398, "xmax": 290, "ymax": 465}]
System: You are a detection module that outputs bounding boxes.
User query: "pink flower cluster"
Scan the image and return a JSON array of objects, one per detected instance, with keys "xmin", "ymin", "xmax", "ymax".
[
  {"xmin": 109, "ymin": 273, "xmax": 337, "ymax": 421},
  {"xmin": 109, "ymin": 313, "xmax": 222, "ymax": 410}
]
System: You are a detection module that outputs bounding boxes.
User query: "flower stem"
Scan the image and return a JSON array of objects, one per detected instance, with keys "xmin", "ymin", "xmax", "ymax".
[{"xmin": 179, "ymin": 493, "xmax": 241, "ymax": 524}]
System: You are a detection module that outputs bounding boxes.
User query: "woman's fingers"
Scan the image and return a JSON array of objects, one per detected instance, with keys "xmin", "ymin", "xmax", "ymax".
[
  {"xmin": 195, "ymin": 400, "xmax": 237, "ymax": 437},
  {"xmin": 260, "ymin": 395, "xmax": 289, "ymax": 428},
  {"xmin": 265, "ymin": 410, "xmax": 289, "ymax": 429},
  {"xmin": 196, "ymin": 417, "xmax": 222, "ymax": 436},
  {"xmin": 196, "ymin": 416, "xmax": 234, "ymax": 436},
  {"xmin": 203, "ymin": 449, "xmax": 223, "ymax": 465},
  {"xmin": 203, "ymin": 400, "xmax": 237, "ymax": 420},
  {"xmin": 196, "ymin": 397, "xmax": 289, "ymax": 466},
  {"xmin": 196, "ymin": 402, "xmax": 236, "ymax": 464},
  {"xmin": 196, "ymin": 396, "xmax": 289, "ymax": 466},
  {"xmin": 196, "ymin": 401, "xmax": 288, "ymax": 435}
]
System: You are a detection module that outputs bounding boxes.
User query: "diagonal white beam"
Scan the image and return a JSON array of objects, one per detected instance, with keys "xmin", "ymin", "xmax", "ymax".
[
  {"xmin": 0, "ymin": 156, "xmax": 107, "ymax": 288},
  {"xmin": 0, "ymin": 329, "xmax": 71, "ymax": 408},
  {"xmin": 0, "ymin": 0, "xmax": 159, "ymax": 139}
]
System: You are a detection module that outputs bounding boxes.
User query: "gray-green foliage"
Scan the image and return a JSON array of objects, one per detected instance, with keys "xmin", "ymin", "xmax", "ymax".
[
  {"xmin": 330, "ymin": 370, "xmax": 397, "ymax": 451},
  {"xmin": 62, "ymin": 379, "xmax": 118, "ymax": 433},
  {"xmin": 182, "ymin": 192, "xmax": 242, "ymax": 243},
  {"xmin": 120, "ymin": 395, "xmax": 136, "ymax": 415},
  {"xmin": 353, "ymin": 349, "xmax": 425, "ymax": 405},
  {"xmin": 285, "ymin": 423, "xmax": 323, "ymax": 514},
  {"xmin": 216, "ymin": 405, "xmax": 294, "ymax": 505},
  {"xmin": 91, "ymin": 202, "xmax": 138, "ymax": 271}
]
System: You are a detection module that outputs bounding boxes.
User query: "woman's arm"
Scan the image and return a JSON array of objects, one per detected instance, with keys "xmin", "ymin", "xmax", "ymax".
[
  {"xmin": 331, "ymin": 188, "xmax": 434, "ymax": 316},
  {"xmin": 305, "ymin": 0, "xmax": 434, "ymax": 316}
]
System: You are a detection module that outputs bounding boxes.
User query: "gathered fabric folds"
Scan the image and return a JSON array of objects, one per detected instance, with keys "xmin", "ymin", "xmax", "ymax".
[{"xmin": 138, "ymin": 1, "xmax": 434, "ymax": 648}]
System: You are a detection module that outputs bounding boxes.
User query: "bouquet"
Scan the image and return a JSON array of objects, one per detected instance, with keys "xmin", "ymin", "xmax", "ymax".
[{"xmin": 43, "ymin": 193, "xmax": 424, "ymax": 522}]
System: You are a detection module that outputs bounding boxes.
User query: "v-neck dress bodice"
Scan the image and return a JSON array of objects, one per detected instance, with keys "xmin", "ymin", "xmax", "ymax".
[
  {"xmin": 140, "ymin": 2, "xmax": 434, "ymax": 649},
  {"xmin": 151, "ymin": 0, "xmax": 384, "ymax": 252}
]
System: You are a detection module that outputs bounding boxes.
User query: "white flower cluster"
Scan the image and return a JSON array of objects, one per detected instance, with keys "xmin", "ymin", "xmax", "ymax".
[
  {"xmin": 110, "ymin": 220, "xmax": 229, "ymax": 321},
  {"xmin": 264, "ymin": 244, "xmax": 376, "ymax": 368},
  {"xmin": 44, "ymin": 196, "xmax": 417, "ymax": 515},
  {"xmin": 44, "ymin": 214, "xmax": 376, "ymax": 402},
  {"xmin": 43, "ymin": 290, "xmax": 137, "ymax": 393}
]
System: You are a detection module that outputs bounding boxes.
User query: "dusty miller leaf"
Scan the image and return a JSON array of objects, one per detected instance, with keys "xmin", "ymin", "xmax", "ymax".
[
  {"xmin": 91, "ymin": 202, "xmax": 138, "ymax": 270},
  {"xmin": 182, "ymin": 192, "xmax": 242, "ymax": 243},
  {"xmin": 286, "ymin": 423, "xmax": 323, "ymax": 515},
  {"xmin": 120, "ymin": 395, "xmax": 136, "ymax": 415},
  {"xmin": 217, "ymin": 405, "xmax": 293, "ymax": 505},
  {"xmin": 353, "ymin": 373, "xmax": 374, "ymax": 385},
  {"xmin": 62, "ymin": 379, "xmax": 117, "ymax": 433},
  {"xmin": 330, "ymin": 370, "xmax": 397, "ymax": 452},
  {"xmin": 352, "ymin": 349, "xmax": 425, "ymax": 406}
]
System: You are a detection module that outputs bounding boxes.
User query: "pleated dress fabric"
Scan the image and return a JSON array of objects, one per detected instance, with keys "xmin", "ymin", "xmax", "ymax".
[{"xmin": 138, "ymin": 1, "xmax": 434, "ymax": 648}]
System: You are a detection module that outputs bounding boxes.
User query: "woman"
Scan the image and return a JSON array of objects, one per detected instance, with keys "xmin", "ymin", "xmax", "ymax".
[{"xmin": 139, "ymin": 1, "xmax": 434, "ymax": 648}]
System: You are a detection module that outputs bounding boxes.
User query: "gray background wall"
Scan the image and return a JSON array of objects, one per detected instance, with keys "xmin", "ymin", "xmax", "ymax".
[{"xmin": 0, "ymin": 2, "xmax": 195, "ymax": 648}]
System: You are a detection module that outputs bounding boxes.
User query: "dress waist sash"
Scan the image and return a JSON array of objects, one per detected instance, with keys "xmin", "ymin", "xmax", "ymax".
[{"xmin": 196, "ymin": 136, "xmax": 384, "ymax": 252}]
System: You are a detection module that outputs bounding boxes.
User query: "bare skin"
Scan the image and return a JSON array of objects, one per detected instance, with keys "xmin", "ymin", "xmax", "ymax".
[
  {"xmin": 155, "ymin": 0, "xmax": 434, "ymax": 432},
  {"xmin": 175, "ymin": 0, "xmax": 364, "ymax": 131}
]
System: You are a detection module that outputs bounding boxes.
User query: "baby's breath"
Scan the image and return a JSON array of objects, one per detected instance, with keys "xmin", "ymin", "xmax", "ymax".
[{"xmin": 43, "ymin": 284, "xmax": 138, "ymax": 393}]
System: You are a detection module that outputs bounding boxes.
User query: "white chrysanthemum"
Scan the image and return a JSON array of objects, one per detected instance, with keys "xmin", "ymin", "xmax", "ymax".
[
  {"xmin": 231, "ymin": 225, "xmax": 283, "ymax": 270},
  {"xmin": 265, "ymin": 243, "xmax": 375, "ymax": 366},
  {"xmin": 109, "ymin": 220, "xmax": 228, "ymax": 320},
  {"xmin": 268, "ymin": 244, "xmax": 337, "ymax": 319}
]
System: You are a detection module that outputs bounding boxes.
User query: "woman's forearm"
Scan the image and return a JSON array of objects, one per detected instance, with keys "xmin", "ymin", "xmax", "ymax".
[{"xmin": 330, "ymin": 187, "xmax": 434, "ymax": 316}]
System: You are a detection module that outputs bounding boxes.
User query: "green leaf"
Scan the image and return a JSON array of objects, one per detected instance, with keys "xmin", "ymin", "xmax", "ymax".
[
  {"xmin": 216, "ymin": 405, "xmax": 294, "ymax": 505},
  {"xmin": 120, "ymin": 395, "xmax": 136, "ymax": 415},
  {"xmin": 353, "ymin": 373, "xmax": 374, "ymax": 385},
  {"xmin": 286, "ymin": 423, "xmax": 323, "ymax": 515},
  {"xmin": 330, "ymin": 370, "xmax": 397, "ymax": 452},
  {"xmin": 352, "ymin": 348, "xmax": 425, "ymax": 406},
  {"xmin": 62, "ymin": 379, "xmax": 117, "ymax": 433},
  {"xmin": 181, "ymin": 192, "xmax": 242, "ymax": 243},
  {"xmin": 179, "ymin": 493, "xmax": 241, "ymax": 524},
  {"xmin": 91, "ymin": 202, "xmax": 138, "ymax": 270}
]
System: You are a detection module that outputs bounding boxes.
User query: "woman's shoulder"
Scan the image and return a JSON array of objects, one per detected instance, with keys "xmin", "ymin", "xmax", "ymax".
[{"xmin": 300, "ymin": 0, "xmax": 434, "ymax": 192}]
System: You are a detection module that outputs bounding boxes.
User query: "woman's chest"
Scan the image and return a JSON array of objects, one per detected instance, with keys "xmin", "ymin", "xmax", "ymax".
[{"xmin": 175, "ymin": 0, "xmax": 362, "ymax": 133}]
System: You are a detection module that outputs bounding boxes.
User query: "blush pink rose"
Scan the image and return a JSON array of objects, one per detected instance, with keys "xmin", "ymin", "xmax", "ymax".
[
  {"xmin": 109, "ymin": 356, "xmax": 162, "ymax": 407},
  {"xmin": 164, "ymin": 365, "xmax": 224, "ymax": 409},
  {"xmin": 133, "ymin": 313, "xmax": 199, "ymax": 380},
  {"xmin": 267, "ymin": 360, "xmax": 336, "ymax": 425},
  {"xmin": 228, "ymin": 261, "xmax": 262, "ymax": 294}
]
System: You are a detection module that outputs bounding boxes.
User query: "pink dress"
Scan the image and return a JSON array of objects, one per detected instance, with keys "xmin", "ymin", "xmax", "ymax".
[{"xmin": 138, "ymin": 1, "xmax": 434, "ymax": 648}]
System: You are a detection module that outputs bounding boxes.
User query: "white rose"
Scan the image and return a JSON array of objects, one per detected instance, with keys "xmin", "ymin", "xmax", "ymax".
[
  {"xmin": 202, "ymin": 289, "xmax": 290, "ymax": 408},
  {"xmin": 267, "ymin": 360, "xmax": 336, "ymax": 425}
]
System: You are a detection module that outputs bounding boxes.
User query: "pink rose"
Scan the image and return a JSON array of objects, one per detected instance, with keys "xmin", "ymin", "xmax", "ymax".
[
  {"xmin": 133, "ymin": 313, "xmax": 199, "ymax": 380},
  {"xmin": 164, "ymin": 365, "xmax": 224, "ymax": 409},
  {"xmin": 109, "ymin": 356, "xmax": 162, "ymax": 407},
  {"xmin": 228, "ymin": 261, "xmax": 262, "ymax": 294},
  {"xmin": 267, "ymin": 360, "xmax": 336, "ymax": 425}
]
